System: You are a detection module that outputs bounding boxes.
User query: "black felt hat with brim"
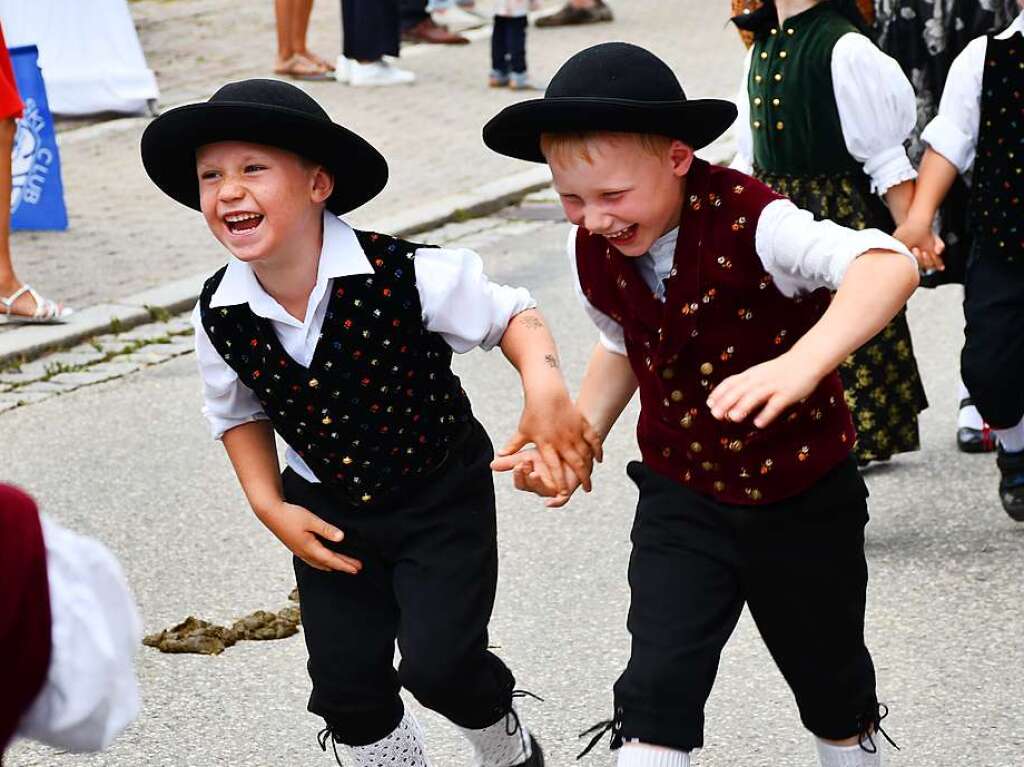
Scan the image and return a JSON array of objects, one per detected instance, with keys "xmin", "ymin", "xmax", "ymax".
[
  {"xmin": 483, "ymin": 42, "xmax": 738, "ymax": 163},
  {"xmin": 141, "ymin": 79, "xmax": 388, "ymax": 215}
]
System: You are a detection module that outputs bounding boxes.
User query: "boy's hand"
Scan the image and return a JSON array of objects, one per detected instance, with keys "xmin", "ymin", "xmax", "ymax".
[
  {"xmin": 499, "ymin": 386, "xmax": 603, "ymax": 495},
  {"xmin": 707, "ymin": 352, "xmax": 821, "ymax": 429},
  {"xmin": 893, "ymin": 216, "xmax": 945, "ymax": 273},
  {"xmin": 491, "ymin": 449, "xmax": 583, "ymax": 508},
  {"xmin": 260, "ymin": 501, "xmax": 363, "ymax": 574}
]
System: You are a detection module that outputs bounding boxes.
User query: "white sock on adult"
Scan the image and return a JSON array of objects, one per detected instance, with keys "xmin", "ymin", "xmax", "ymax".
[
  {"xmin": 347, "ymin": 711, "xmax": 433, "ymax": 767},
  {"xmin": 996, "ymin": 418, "xmax": 1024, "ymax": 453},
  {"xmin": 457, "ymin": 707, "xmax": 532, "ymax": 767},
  {"xmin": 616, "ymin": 741, "xmax": 690, "ymax": 767},
  {"xmin": 815, "ymin": 738, "xmax": 882, "ymax": 767},
  {"xmin": 957, "ymin": 378, "xmax": 984, "ymax": 430}
]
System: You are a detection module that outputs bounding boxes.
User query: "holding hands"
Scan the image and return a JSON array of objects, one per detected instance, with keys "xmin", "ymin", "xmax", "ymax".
[{"xmin": 893, "ymin": 214, "xmax": 946, "ymax": 273}]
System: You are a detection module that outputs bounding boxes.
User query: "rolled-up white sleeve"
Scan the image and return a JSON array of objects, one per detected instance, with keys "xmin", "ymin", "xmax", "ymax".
[
  {"xmin": 730, "ymin": 47, "xmax": 755, "ymax": 174},
  {"xmin": 566, "ymin": 226, "xmax": 628, "ymax": 355},
  {"xmin": 756, "ymin": 198, "xmax": 917, "ymax": 295},
  {"xmin": 920, "ymin": 36, "xmax": 986, "ymax": 174},
  {"xmin": 832, "ymin": 33, "xmax": 918, "ymax": 196},
  {"xmin": 414, "ymin": 247, "xmax": 536, "ymax": 353},
  {"xmin": 17, "ymin": 516, "xmax": 141, "ymax": 752},
  {"xmin": 190, "ymin": 303, "xmax": 269, "ymax": 440}
]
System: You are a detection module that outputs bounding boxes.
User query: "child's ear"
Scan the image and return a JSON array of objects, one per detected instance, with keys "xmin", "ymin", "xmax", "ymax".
[
  {"xmin": 311, "ymin": 166, "xmax": 335, "ymax": 204},
  {"xmin": 669, "ymin": 141, "xmax": 695, "ymax": 178}
]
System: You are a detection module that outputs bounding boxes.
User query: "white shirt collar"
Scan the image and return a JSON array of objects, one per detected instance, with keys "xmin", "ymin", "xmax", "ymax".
[
  {"xmin": 209, "ymin": 211, "xmax": 374, "ymax": 321},
  {"xmin": 998, "ymin": 10, "xmax": 1024, "ymax": 39}
]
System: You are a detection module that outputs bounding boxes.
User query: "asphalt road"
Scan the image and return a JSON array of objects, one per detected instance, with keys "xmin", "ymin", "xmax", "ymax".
[{"xmin": 5, "ymin": 213, "xmax": 1024, "ymax": 766}]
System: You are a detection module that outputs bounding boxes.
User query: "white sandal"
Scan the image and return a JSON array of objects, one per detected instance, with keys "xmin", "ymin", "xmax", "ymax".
[{"xmin": 0, "ymin": 284, "xmax": 73, "ymax": 324}]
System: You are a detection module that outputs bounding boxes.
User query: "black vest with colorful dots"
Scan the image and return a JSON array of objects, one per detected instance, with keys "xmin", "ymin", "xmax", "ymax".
[{"xmin": 199, "ymin": 231, "xmax": 474, "ymax": 506}]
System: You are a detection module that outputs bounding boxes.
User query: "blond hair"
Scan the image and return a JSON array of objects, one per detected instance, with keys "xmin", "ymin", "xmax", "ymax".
[{"xmin": 539, "ymin": 131, "xmax": 677, "ymax": 166}]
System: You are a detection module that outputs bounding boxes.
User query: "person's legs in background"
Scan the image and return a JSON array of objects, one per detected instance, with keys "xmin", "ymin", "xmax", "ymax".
[
  {"xmin": 489, "ymin": 16, "xmax": 511, "ymax": 87},
  {"xmin": 534, "ymin": 0, "xmax": 613, "ymax": 28},
  {"xmin": 275, "ymin": 0, "xmax": 332, "ymax": 79},
  {"xmin": 340, "ymin": 0, "xmax": 415, "ymax": 86},
  {"xmin": 0, "ymin": 118, "xmax": 69, "ymax": 323}
]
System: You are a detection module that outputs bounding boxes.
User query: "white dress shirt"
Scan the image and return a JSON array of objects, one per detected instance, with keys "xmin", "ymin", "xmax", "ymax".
[
  {"xmin": 191, "ymin": 211, "xmax": 535, "ymax": 483},
  {"xmin": 732, "ymin": 33, "xmax": 919, "ymax": 196},
  {"xmin": 16, "ymin": 516, "xmax": 141, "ymax": 752},
  {"xmin": 920, "ymin": 10, "xmax": 1024, "ymax": 174},
  {"xmin": 569, "ymin": 198, "xmax": 916, "ymax": 356}
]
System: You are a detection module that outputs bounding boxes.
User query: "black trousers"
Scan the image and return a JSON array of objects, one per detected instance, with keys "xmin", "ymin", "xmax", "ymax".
[
  {"xmin": 491, "ymin": 16, "xmax": 528, "ymax": 74},
  {"xmin": 340, "ymin": 0, "xmax": 400, "ymax": 62},
  {"xmin": 399, "ymin": 0, "xmax": 430, "ymax": 31},
  {"xmin": 284, "ymin": 421, "xmax": 515, "ymax": 746},
  {"xmin": 961, "ymin": 241, "xmax": 1024, "ymax": 429},
  {"xmin": 613, "ymin": 458, "xmax": 878, "ymax": 752}
]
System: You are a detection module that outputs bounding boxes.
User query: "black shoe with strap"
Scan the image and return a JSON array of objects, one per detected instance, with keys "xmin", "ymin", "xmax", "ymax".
[
  {"xmin": 957, "ymin": 398, "xmax": 997, "ymax": 453},
  {"xmin": 997, "ymin": 446, "xmax": 1024, "ymax": 521}
]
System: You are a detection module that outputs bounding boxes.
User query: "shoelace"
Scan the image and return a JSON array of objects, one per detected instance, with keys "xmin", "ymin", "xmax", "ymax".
[
  {"xmin": 857, "ymin": 703, "xmax": 899, "ymax": 754},
  {"xmin": 317, "ymin": 725, "xmax": 345, "ymax": 766},
  {"xmin": 576, "ymin": 717, "xmax": 621, "ymax": 760},
  {"xmin": 504, "ymin": 689, "xmax": 544, "ymax": 760}
]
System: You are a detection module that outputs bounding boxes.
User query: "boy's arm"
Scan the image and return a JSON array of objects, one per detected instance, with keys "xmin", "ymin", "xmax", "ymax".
[
  {"xmin": 708, "ymin": 248, "xmax": 919, "ymax": 427},
  {"xmin": 498, "ymin": 308, "xmax": 603, "ymax": 495},
  {"xmin": 221, "ymin": 420, "xmax": 362, "ymax": 574},
  {"xmin": 493, "ymin": 342, "xmax": 637, "ymax": 507},
  {"xmin": 893, "ymin": 148, "xmax": 960, "ymax": 271}
]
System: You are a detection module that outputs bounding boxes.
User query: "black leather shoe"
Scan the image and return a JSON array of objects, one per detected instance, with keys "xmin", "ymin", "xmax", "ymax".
[
  {"xmin": 997, "ymin": 447, "xmax": 1024, "ymax": 521},
  {"xmin": 522, "ymin": 735, "xmax": 544, "ymax": 766},
  {"xmin": 958, "ymin": 425, "xmax": 996, "ymax": 453}
]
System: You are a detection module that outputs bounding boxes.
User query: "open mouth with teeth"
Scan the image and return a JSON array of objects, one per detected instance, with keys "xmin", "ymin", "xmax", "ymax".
[
  {"xmin": 224, "ymin": 212, "xmax": 265, "ymax": 234},
  {"xmin": 604, "ymin": 224, "xmax": 638, "ymax": 245}
]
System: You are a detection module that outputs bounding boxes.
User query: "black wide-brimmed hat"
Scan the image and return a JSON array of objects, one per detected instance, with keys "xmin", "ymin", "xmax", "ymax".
[
  {"xmin": 141, "ymin": 79, "xmax": 388, "ymax": 215},
  {"xmin": 483, "ymin": 42, "xmax": 737, "ymax": 163}
]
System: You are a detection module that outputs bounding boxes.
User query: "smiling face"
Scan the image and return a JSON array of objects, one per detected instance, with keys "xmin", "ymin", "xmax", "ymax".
[
  {"xmin": 195, "ymin": 141, "xmax": 334, "ymax": 265},
  {"xmin": 544, "ymin": 132, "xmax": 693, "ymax": 258}
]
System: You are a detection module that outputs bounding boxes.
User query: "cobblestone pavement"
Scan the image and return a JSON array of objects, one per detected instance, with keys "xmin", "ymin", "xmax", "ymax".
[{"xmin": 4, "ymin": 0, "xmax": 744, "ymax": 334}]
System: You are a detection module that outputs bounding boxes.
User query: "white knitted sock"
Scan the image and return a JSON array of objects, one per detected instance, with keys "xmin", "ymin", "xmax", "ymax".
[
  {"xmin": 957, "ymin": 377, "xmax": 985, "ymax": 429},
  {"xmin": 346, "ymin": 711, "xmax": 432, "ymax": 767},
  {"xmin": 815, "ymin": 738, "xmax": 882, "ymax": 767},
  {"xmin": 996, "ymin": 418, "xmax": 1024, "ymax": 453},
  {"xmin": 457, "ymin": 707, "xmax": 532, "ymax": 767},
  {"xmin": 616, "ymin": 741, "xmax": 690, "ymax": 767}
]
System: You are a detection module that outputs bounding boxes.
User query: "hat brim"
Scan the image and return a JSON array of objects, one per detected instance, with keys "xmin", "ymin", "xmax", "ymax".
[
  {"xmin": 483, "ymin": 97, "xmax": 738, "ymax": 163},
  {"xmin": 141, "ymin": 101, "xmax": 388, "ymax": 215}
]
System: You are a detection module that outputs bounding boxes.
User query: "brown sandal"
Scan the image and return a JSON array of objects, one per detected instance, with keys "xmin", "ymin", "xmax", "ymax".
[{"xmin": 274, "ymin": 54, "xmax": 334, "ymax": 82}]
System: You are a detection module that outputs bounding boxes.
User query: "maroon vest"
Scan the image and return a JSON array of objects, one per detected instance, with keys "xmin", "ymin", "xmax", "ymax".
[
  {"xmin": 576, "ymin": 159, "xmax": 855, "ymax": 505},
  {"xmin": 0, "ymin": 484, "xmax": 52, "ymax": 753}
]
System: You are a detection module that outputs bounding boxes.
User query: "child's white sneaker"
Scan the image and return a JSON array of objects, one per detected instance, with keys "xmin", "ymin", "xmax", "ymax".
[
  {"xmin": 349, "ymin": 60, "xmax": 416, "ymax": 87},
  {"xmin": 335, "ymin": 56, "xmax": 352, "ymax": 84}
]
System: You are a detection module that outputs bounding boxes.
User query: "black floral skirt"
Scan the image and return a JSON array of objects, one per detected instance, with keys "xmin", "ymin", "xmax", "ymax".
[{"xmin": 755, "ymin": 167, "xmax": 929, "ymax": 464}]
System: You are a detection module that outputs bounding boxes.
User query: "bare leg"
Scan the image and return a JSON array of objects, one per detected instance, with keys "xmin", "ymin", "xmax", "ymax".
[
  {"xmin": 292, "ymin": 0, "xmax": 334, "ymax": 70},
  {"xmin": 275, "ymin": 0, "xmax": 296, "ymax": 68},
  {"xmin": 0, "ymin": 118, "xmax": 23, "ymax": 298}
]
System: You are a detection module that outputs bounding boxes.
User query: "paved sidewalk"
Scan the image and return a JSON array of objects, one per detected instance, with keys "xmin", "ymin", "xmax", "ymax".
[{"xmin": 4, "ymin": 0, "xmax": 746, "ymax": 343}]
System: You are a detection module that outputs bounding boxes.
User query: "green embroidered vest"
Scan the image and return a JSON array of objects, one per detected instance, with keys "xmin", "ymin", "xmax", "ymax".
[{"xmin": 748, "ymin": 2, "xmax": 862, "ymax": 176}]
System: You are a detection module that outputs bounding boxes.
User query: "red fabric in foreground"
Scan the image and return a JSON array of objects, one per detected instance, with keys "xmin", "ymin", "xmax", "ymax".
[{"xmin": 0, "ymin": 484, "xmax": 52, "ymax": 753}]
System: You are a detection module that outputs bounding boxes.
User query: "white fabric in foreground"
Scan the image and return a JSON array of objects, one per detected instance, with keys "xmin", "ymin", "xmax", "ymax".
[
  {"xmin": 16, "ymin": 515, "xmax": 142, "ymax": 752},
  {"xmin": 0, "ymin": 0, "xmax": 159, "ymax": 115}
]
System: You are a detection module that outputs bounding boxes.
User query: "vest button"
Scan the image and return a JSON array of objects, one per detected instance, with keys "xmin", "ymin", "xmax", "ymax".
[
  {"xmin": 361, "ymin": 494, "xmax": 372, "ymax": 503},
  {"xmin": 700, "ymin": 362, "xmax": 714, "ymax": 375},
  {"xmin": 776, "ymin": 121, "xmax": 785, "ymax": 130},
  {"xmin": 755, "ymin": 74, "xmax": 763, "ymax": 83},
  {"xmin": 786, "ymin": 27, "xmax": 795, "ymax": 35},
  {"xmin": 690, "ymin": 442, "xmax": 703, "ymax": 453},
  {"xmin": 753, "ymin": 120, "xmax": 762, "ymax": 129},
  {"xmin": 770, "ymin": 27, "xmax": 778, "ymax": 35},
  {"xmin": 754, "ymin": 97, "xmax": 763, "ymax": 106},
  {"xmin": 772, "ymin": 97, "xmax": 781, "ymax": 107},
  {"xmin": 671, "ymin": 390, "xmax": 684, "ymax": 402},
  {"xmin": 774, "ymin": 73, "xmax": 783, "ymax": 82},
  {"xmin": 779, "ymin": 50, "xmax": 788, "ymax": 58},
  {"xmin": 760, "ymin": 51, "xmax": 768, "ymax": 59}
]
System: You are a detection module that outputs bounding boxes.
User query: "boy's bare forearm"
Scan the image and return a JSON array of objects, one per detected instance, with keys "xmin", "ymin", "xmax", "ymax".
[
  {"xmin": 221, "ymin": 420, "xmax": 285, "ymax": 519},
  {"xmin": 500, "ymin": 308, "xmax": 566, "ymax": 392},
  {"xmin": 906, "ymin": 149, "xmax": 960, "ymax": 223},
  {"xmin": 577, "ymin": 343, "xmax": 639, "ymax": 440},
  {"xmin": 789, "ymin": 251, "xmax": 919, "ymax": 379},
  {"xmin": 884, "ymin": 179, "xmax": 915, "ymax": 227}
]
